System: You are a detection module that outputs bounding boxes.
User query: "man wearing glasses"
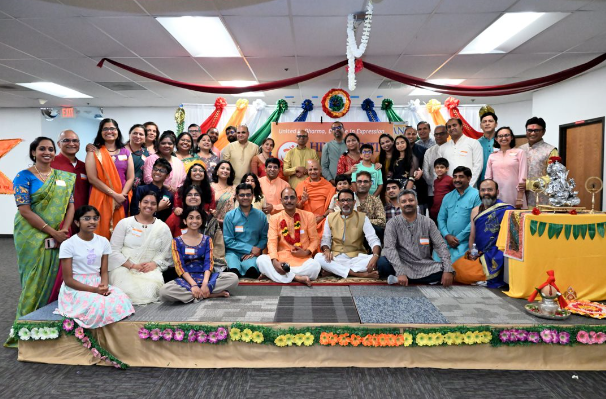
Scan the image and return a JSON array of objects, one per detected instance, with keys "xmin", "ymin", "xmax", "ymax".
[
  {"xmin": 283, "ymin": 129, "xmax": 319, "ymax": 189},
  {"xmin": 321, "ymin": 121, "xmax": 347, "ymax": 185},
  {"xmin": 223, "ymin": 183, "xmax": 269, "ymax": 278},
  {"xmin": 315, "ymin": 189, "xmax": 381, "ymax": 279},
  {"xmin": 221, "ymin": 124, "xmax": 259, "ymax": 184},
  {"xmin": 130, "ymin": 158, "xmax": 173, "ymax": 222},
  {"xmin": 52, "ymin": 130, "xmax": 90, "ymax": 230},
  {"xmin": 518, "ymin": 117, "xmax": 558, "ymax": 207},
  {"xmin": 423, "ymin": 125, "xmax": 448, "ymax": 215},
  {"xmin": 354, "ymin": 171, "xmax": 386, "ymax": 242},
  {"xmin": 188, "ymin": 124, "xmax": 201, "ymax": 142}
]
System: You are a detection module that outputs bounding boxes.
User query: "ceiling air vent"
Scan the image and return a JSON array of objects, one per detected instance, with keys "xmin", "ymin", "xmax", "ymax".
[{"xmin": 97, "ymin": 82, "xmax": 146, "ymax": 91}]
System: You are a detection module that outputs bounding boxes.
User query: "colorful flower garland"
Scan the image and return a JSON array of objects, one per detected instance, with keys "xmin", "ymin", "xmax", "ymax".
[
  {"xmin": 280, "ymin": 213, "xmax": 302, "ymax": 246},
  {"xmin": 11, "ymin": 318, "xmax": 128, "ymax": 369},
  {"xmin": 322, "ymin": 88, "xmax": 351, "ymax": 119},
  {"xmin": 139, "ymin": 323, "xmax": 229, "ymax": 344},
  {"xmin": 491, "ymin": 325, "xmax": 606, "ymax": 347}
]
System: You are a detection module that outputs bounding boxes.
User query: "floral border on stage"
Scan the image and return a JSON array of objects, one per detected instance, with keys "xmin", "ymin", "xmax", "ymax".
[
  {"xmin": 491, "ymin": 325, "xmax": 606, "ymax": 347},
  {"xmin": 10, "ymin": 318, "xmax": 128, "ymax": 369},
  {"xmin": 138, "ymin": 323, "xmax": 229, "ymax": 344}
]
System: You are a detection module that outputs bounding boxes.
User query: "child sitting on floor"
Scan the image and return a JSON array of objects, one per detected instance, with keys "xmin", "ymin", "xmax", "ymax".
[
  {"xmin": 57, "ymin": 205, "xmax": 134, "ymax": 328},
  {"xmin": 430, "ymin": 158, "xmax": 455, "ymax": 221},
  {"xmin": 328, "ymin": 174, "xmax": 358, "ymax": 213}
]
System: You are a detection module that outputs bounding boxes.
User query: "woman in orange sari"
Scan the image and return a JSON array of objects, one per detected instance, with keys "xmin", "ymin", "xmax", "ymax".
[{"xmin": 85, "ymin": 118, "xmax": 135, "ymax": 239}]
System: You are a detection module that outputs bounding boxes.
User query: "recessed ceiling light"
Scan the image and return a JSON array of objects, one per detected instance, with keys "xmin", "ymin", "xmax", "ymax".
[
  {"xmin": 17, "ymin": 82, "xmax": 92, "ymax": 98},
  {"xmin": 409, "ymin": 79, "xmax": 464, "ymax": 96},
  {"xmin": 157, "ymin": 17, "xmax": 240, "ymax": 57},
  {"xmin": 219, "ymin": 81, "xmax": 258, "ymax": 87},
  {"xmin": 460, "ymin": 12, "xmax": 569, "ymax": 54}
]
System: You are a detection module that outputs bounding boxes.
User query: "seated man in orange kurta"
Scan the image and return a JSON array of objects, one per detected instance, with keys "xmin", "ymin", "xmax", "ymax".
[
  {"xmin": 256, "ymin": 187, "xmax": 321, "ymax": 285},
  {"xmin": 295, "ymin": 159, "xmax": 336, "ymax": 236}
]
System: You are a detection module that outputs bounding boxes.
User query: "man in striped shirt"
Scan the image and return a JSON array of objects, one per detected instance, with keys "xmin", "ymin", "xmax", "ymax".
[{"xmin": 377, "ymin": 189, "xmax": 454, "ymax": 286}]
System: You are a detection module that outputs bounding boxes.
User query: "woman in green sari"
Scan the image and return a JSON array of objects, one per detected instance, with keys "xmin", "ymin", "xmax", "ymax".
[{"xmin": 5, "ymin": 137, "xmax": 75, "ymax": 347}]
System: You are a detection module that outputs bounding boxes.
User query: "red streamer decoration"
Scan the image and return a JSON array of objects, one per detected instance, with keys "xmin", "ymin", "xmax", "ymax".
[
  {"xmin": 97, "ymin": 53, "xmax": 606, "ymax": 96},
  {"xmin": 444, "ymin": 97, "xmax": 482, "ymax": 139},
  {"xmin": 200, "ymin": 97, "xmax": 227, "ymax": 133}
]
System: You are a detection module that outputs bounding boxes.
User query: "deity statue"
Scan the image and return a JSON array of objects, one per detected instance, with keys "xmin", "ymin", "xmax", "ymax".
[{"xmin": 544, "ymin": 157, "xmax": 581, "ymax": 207}]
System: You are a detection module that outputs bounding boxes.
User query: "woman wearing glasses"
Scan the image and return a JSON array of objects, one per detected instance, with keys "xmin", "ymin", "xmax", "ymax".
[
  {"xmin": 142, "ymin": 131, "xmax": 187, "ymax": 193},
  {"xmin": 85, "ymin": 118, "xmax": 135, "ymax": 239},
  {"xmin": 109, "ymin": 190, "xmax": 173, "ymax": 304}
]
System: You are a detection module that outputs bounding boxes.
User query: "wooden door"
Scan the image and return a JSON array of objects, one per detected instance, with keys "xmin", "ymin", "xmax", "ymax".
[{"xmin": 559, "ymin": 118, "xmax": 604, "ymax": 210}]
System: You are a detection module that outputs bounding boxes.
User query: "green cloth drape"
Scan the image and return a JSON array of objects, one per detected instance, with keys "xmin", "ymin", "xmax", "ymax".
[{"xmin": 249, "ymin": 100, "xmax": 288, "ymax": 145}]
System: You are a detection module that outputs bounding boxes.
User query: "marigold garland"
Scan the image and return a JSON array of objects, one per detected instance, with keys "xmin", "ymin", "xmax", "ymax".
[
  {"xmin": 280, "ymin": 213, "xmax": 302, "ymax": 247},
  {"xmin": 322, "ymin": 88, "xmax": 351, "ymax": 119}
]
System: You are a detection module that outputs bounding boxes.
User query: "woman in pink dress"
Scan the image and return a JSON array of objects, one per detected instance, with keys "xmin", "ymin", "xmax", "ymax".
[
  {"xmin": 485, "ymin": 127, "xmax": 528, "ymax": 209},
  {"xmin": 143, "ymin": 131, "xmax": 186, "ymax": 192}
]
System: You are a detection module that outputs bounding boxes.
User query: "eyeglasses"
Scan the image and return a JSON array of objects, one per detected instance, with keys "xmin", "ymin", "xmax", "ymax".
[
  {"xmin": 102, "ymin": 127, "xmax": 117, "ymax": 132},
  {"xmin": 152, "ymin": 167, "xmax": 168, "ymax": 174},
  {"xmin": 361, "ymin": 150, "xmax": 372, "ymax": 154},
  {"xmin": 236, "ymin": 131, "xmax": 248, "ymax": 134},
  {"xmin": 60, "ymin": 139, "xmax": 80, "ymax": 144},
  {"xmin": 188, "ymin": 129, "xmax": 200, "ymax": 133},
  {"xmin": 191, "ymin": 168, "xmax": 205, "ymax": 173},
  {"xmin": 186, "ymin": 193, "xmax": 201, "ymax": 197},
  {"xmin": 339, "ymin": 198, "xmax": 354, "ymax": 203},
  {"xmin": 356, "ymin": 180, "xmax": 371, "ymax": 184},
  {"xmin": 296, "ymin": 135, "xmax": 308, "ymax": 139},
  {"xmin": 331, "ymin": 126, "xmax": 343, "ymax": 131},
  {"xmin": 238, "ymin": 193, "xmax": 252, "ymax": 198},
  {"xmin": 526, "ymin": 129, "xmax": 544, "ymax": 134},
  {"xmin": 81, "ymin": 216, "xmax": 100, "ymax": 221},
  {"xmin": 434, "ymin": 132, "xmax": 447, "ymax": 136},
  {"xmin": 496, "ymin": 135, "xmax": 511, "ymax": 139}
]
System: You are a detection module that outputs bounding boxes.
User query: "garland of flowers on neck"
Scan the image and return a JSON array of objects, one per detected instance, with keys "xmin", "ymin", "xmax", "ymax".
[
  {"xmin": 280, "ymin": 213, "xmax": 302, "ymax": 246},
  {"xmin": 346, "ymin": 0, "xmax": 373, "ymax": 90}
]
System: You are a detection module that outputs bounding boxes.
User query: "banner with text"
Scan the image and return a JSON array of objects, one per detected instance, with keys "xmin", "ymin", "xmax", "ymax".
[{"xmin": 270, "ymin": 122, "xmax": 408, "ymax": 160}]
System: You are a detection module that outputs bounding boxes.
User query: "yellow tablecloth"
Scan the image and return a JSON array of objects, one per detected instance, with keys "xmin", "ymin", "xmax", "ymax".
[{"xmin": 497, "ymin": 211, "xmax": 606, "ymax": 301}]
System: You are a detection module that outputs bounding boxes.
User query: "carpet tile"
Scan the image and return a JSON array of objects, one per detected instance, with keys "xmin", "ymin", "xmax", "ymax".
[
  {"xmin": 418, "ymin": 285, "xmax": 499, "ymax": 299},
  {"xmin": 354, "ymin": 297, "xmax": 449, "ymax": 324},
  {"xmin": 280, "ymin": 286, "xmax": 351, "ymax": 297},
  {"xmin": 274, "ymin": 296, "xmax": 360, "ymax": 323},
  {"xmin": 428, "ymin": 296, "xmax": 537, "ymax": 324},
  {"xmin": 19, "ymin": 301, "xmax": 62, "ymax": 321},
  {"xmin": 349, "ymin": 285, "xmax": 424, "ymax": 297},
  {"xmin": 187, "ymin": 296, "xmax": 279, "ymax": 322}
]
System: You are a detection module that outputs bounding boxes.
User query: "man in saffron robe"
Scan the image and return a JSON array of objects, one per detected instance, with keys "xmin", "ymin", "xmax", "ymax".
[
  {"xmin": 296, "ymin": 159, "xmax": 336, "ymax": 236},
  {"xmin": 257, "ymin": 187, "xmax": 321, "ymax": 285}
]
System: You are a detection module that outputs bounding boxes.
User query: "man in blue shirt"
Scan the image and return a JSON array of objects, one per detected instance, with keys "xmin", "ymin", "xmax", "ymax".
[
  {"xmin": 477, "ymin": 111, "xmax": 498, "ymax": 185},
  {"xmin": 434, "ymin": 166, "xmax": 481, "ymax": 263},
  {"xmin": 223, "ymin": 183, "xmax": 269, "ymax": 278}
]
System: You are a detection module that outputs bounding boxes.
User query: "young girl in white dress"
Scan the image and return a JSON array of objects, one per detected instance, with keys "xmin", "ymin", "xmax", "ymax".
[{"xmin": 57, "ymin": 205, "xmax": 134, "ymax": 328}]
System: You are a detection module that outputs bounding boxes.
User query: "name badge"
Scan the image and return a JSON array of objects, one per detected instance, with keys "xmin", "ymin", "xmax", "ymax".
[
  {"xmin": 181, "ymin": 229, "xmax": 188, "ymax": 235},
  {"xmin": 185, "ymin": 247, "xmax": 196, "ymax": 255},
  {"xmin": 80, "ymin": 173, "xmax": 87, "ymax": 180},
  {"xmin": 509, "ymin": 151, "xmax": 518, "ymax": 157},
  {"xmin": 459, "ymin": 150, "xmax": 468, "ymax": 156},
  {"xmin": 420, "ymin": 238, "xmax": 430, "ymax": 245},
  {"xmin": 131, "ymin": 228, "xmax": 143, "ymax": 237},
  {"xmin": 56, "ymin": 180, "xmax": 66, "ymax": 187},
  {"xmin": 118, "ymin": 154, "xmax": 127, "ymax": 161},
  {"xmin": 300, "ymin": 230, "xmax": 305, "ymax": 234},
  {"xmin": 235, "ymin": 225, "xmax": 244, "ymax": 233}
]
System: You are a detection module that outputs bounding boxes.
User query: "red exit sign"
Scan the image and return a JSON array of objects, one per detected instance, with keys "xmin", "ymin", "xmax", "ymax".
[{"xmin": 62, "ymin": 107, "xmax": 75, "ymax": 118}]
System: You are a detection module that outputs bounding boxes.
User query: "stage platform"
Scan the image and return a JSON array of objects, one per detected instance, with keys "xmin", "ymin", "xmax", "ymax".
[{"xmin": 14, "ymin": 285, "xmax": 606, "ymax": 370}]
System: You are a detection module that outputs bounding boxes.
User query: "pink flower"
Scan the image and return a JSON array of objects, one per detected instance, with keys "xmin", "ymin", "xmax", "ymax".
[
  {"xmin": 63, "ymin": 319, "xmax": 75, "ymax": 332},
  {"xmin": 81, "ymin": 337, "xmax": 91, "ymax": 349},
  {"xmin": 217, "ymin": 327, "xmax": 228, "ymax": 340},
  {"xmin": 197, "ymin": 331, "xmax": 207, "ymax": 343},
  {"xmin": 162, "ymin": 329, "xmax": 173, "ymax": 341},
  {"xmin": 91, "ymin": 348, "xmax": 100, "ymax": 358},
  {"xmin": 558, "ymin": 332, "xmax": 570, "ymax": 345},
  {"xmin": 150, "ymin": 328, "xmax": 161, "ymax": 341},
  {"xmin": 499, "ymin": 331, "xmax": 511, "ymax": 342},
  {"xmin": 577, "ymin": 331, "xmax": 590, "ymax": 344},
  {"xmin": 188, "ymin": 330, "xmax": 197, "ymax": 342},
  {"xmin": 516, "ymin": 330, "xmax": 528, "ymax": 342},
  {"xmin": 174, "ymin": 329, "xmax": 185, "ymax": 341},
  {"xmin": 540, "ymin": 329, "xmax": 553, "ymax": 343},
  {"xmin": 596, "ymin": 332, "xmax": 606, "ymax": 344},
  {"xmin": 138, "ymin": 328, "xmax": 150, "ymax": 339},
  {"xmin": 589, "ymin": 331, "xmax": 598, "ymax": 344},
  {"xmin": 113, "ymin": 361, "xmax": 121, "ymax": 369},
  {"xmin": 208, "ymin": 331, "xmax": 218, "ymax": 344},
  {"xmin": 528, "ymin": 332, "xmax": 540, "ymax": 343},
  {"xmin": 74, "ymin": 327, "xmax": 85, "ymax": 339}
]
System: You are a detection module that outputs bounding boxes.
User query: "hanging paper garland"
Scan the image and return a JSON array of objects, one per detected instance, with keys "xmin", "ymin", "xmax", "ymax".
[
  {"xmin": 200, "ymin": 97, "xmax": 227, "ymax": 135},
  {"xmin": 175, "ymin": 105, "xmax": 185, "ymax": 134},
  {"xmin": 249, "ymin": 99, "xmax": 289, "ymax": 145},
  {"xmin": 215, "ymin": 98, "xmax": 249, "ymax": 150},
  {"xmin": 361, "ymin": 98, "xmax": 379, "ymax": 122},
  {"xmin": 426, "ymin": 99, "xmax": 447, "ymax": 127},
  {"xmin": 322, "ymin": 88, "xmax": 351, "ymax": 119},
  {"xmin": 294, "ymin": 99, "xmax": 314, "ymax": 122},
  {"xmin": 444, "ymin": 97, "xmax": 483, "ymax": 139},
  {"xmin": 529, "ymin": 220, "xmax": 605, "ymax": 240},
  {"xmin": 346, "ymin": 1, "xmax": 373, "ymax": 90},
  {"xmin": 381, "ymin": 98, "xmax": 403, "ymax": 122}
]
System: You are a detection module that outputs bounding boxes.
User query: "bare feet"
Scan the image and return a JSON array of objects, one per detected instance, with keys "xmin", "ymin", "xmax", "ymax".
[
  {"xmin": 209, "ymin": 291, "xmax": 230, "ymax": 298},
  {"xmin": 320, "ymin": 269, "xmax": 335, "ymax": 277},
  {"xmin": 293, "ymin": 275, "xmax": 312, "ymax": 286},
  {"xmin": 258, "ymin": 273, "xmax": 268, "ymax": 281},
  {"xmin": 350, "ymin": 270, "xmax": 380, "ymax": 279}
]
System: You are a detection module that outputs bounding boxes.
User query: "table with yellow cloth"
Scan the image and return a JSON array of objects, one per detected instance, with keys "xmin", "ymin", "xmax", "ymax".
[{"xmin": 497, "ymin": 210, "xmax": 606, "ymax": 301}]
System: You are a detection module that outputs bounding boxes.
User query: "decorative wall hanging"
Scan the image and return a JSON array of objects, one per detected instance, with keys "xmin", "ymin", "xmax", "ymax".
[
  {"xmin": 381, "ymin": 99, "xmax": 403, "ymax": 123},
  {"xmin": 444, "ymin": 97, "xmax": 482, "ymax": 139},
  {"xmin": 346, "ymin": 1, "xmax": 373, "ymax": 91},
  {"xmin": 250, "ymin": 99, "xmax": 289, "ymax": 145},
  {"xmin": 361, "ymin": 98, "xmax": 379, "ymax": 122},
  {"xmin": 426, "ymin": 99, "xmax": 447, "ymax": 127},
  {"xmin": 199, "ymin": 97, "xmax": 227, "ymax": 135},
  {"xmin": 0, "ymin": 139, "xmax": 23, "ymax": 194},
  {"xmin": 174, "ymin": 105, "xmax": 185, "ymax": 134},
  {"xmin": 322, "ymin": 89, "xmax": 351, "ymax": 119},
  {"xmin": 294, "ymin": 99, "xmax": 314, "ymax": 122},
  {"xmin": 216, "ymin": 98, "xmax": 249, "ymax": 150}
]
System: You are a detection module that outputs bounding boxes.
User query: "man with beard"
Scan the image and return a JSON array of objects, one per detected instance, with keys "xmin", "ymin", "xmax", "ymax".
[
  {"xmin": 296, "ymin": 159, "xmax": 336, "ymax": 235},
  {"xmin": 321, "ymin": 121, "xmax": 347, "ymax": 184},
  {"xmin": 315, "ymin": 189, "xmax": 381, "ymax": 279},
  {"xmin": 222, "ymin": 125, "xmax": 259, "ymax": 183},
  {"xmin": 477, "ymin": 110, "xmax": 498, "ymax": 184},
  {"xmin": 423, "ymin": 125, "xmax": 448, "ymax": 215},
  {"xmin": 219, "ymin": 125, "xmax": 237, "ymax": 158},
  {"xmin": 384, "ymin": 180, "xmax": 403, "ymax": 223},
  {"xmin": 258, "ymin": 157, "xmax": 291, "ymax": 215},
  {"xmin": 355, "ymin": 171, "xmax": 386, "ymax": 241},
  {"xmin": 439, "ymin": 118, "xmax": 483, "ymax": 187},
  {"xmin": 377, "ymin": 189, "xmax": 453, "ymax": 286},
  {"xmin": 256, "ymin": 187, "xmax": 321, "ymax": 285},
  {"xmin": 463, "ymin": 179, "xmax": 514, "ymax": 287},
  {"xmin": 435, "ymin": 166, "xmax": 481, "ymax": 264},
  {"xmin": 206, "ymin": 127, "xmax": 220, "ymax": 157}
]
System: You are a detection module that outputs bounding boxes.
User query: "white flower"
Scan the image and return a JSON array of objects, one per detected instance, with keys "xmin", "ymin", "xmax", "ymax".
[
  {"xmin": 9, "ymin": 328, "xmax": 14, "ymax": 338},
  {"xmin": 18, "ymin": 328, "xmax": 31, "ymax": 341},
  {"xmin": 47, "ymin": 327, "xmax": 60, "ymax": 339},
  {"xmin": 39, "ymin": 327, "xmax": 50, "ymax": 340},
  {"xmin": 30, "ymin": 328, "xmax": 40, "ymax": 340}
]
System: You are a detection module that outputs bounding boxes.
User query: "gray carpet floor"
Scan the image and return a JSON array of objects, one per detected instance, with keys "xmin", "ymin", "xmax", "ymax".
[{"xmin": 1, "ymin": 237, "xmax": 605, "ymax": 398}]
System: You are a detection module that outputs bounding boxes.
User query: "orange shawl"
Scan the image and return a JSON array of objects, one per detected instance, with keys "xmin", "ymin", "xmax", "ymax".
[
  {"xmin": 89, "ymin": 146, "xmax": 125, "ymax": 239},
  {"xmin": 296, "ymin": 177, "xmax": 336, "ymax": 235}
]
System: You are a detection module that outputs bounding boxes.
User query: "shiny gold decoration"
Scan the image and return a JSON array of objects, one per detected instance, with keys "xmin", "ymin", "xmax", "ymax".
[{"xmin": 585, "ymin": 176, "xmax": 603, "ymax": 213}]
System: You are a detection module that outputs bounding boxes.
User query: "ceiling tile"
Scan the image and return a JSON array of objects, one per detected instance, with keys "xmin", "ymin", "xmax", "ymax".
[
  {"xmin": 0, "ymin": 62, "xmax": 39, "ymax": 82},
  {"xmin": 393, "ymin": 55, "xmax": 452, "ymax": 79},
  {"xmin": 436, "ymin": 0, "xmax": 518, "ymax": 13},
  {"xmin": 145, "ymin": 58, "xmax": 212, "ymax": 82},
  {"xmin": 570, "ymin": 31, "xmax": 606, "ymax": 52},
  {"xmin": 431, "ymin": 54, "xmax": 505, "ymax": 79},
  {"xmin": 55, "ymin": 0, "xmax": 147, "ymax": 17},
  {"xmin": 516, "ymin": 52, "xmax": 600, "ymax": 78},
  {"xmin": 216, "ymin": 0, "xmax": 290, "ymax": 16},
  {"xmin": 101, "ymin": 57, "xmax": 165, "ymax": 82},
  {"xmin": 46, "ymin": 58, "xmax": 133, "ymax": 82},
  {"xmin": 472, "ymin": 53, "xmax": 557, "ymax": 79},
  {"xmin": 88, "ymin": 17, "xmax": 191, "ymax": 57},
  {"xmin": 372, "ymin": 0, "xmax": 441, "ymax": 15},
  {"xmin": 195, "ymin": 58, "xmax": 255, "ymax": 81},
  {"xmin": 0, "ymin": 0, "xmax": 80, "ymax": 18},
  {"xmin": 0, "ymin": 20, "xmax": 81, "ymax": 59},
  {"xmin": 246, "ymin": 57, "xmax": 298, "ymax": 81},
  {"xmin": 0, "ymin": 43, "xmax": 32, "ymax": 60},
  {"xmin": 363, "ymin": 15, "xmax": 430, "ymax": 56},
  {"xmin": 135, "ymin": 0, "xmax": 218, "ymax": 16},
  {"xmin": 225, "ymin": 16, "xmax": 295, "ymax": 57},
  {"xmin": 0, "ymin": 59, "xmax": 88, "ymax": 83},
  {"xmin": 290, "ymin": 0, "xmax": 365, "ymax": 16},
  {"xmin": 508, "ymin": 0, "xmax": 592, "ymax": 12},
  {"xmin": 292, "ymin": 17, "xmax": 346, "ymax": 56}
]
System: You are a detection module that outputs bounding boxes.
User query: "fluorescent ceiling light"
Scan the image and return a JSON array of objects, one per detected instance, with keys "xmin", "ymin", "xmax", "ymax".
[
  {"xmin": 157, "ymin": 17, "xmax": 240, "ymax": 57},
  {"xmin": 460, "ymin": 12, "xmax": 569, "ymax": 54},
  {"xmin": 409, "ymin": 79, "xmax": 464, "ymax": 96},
  {"xmin": 219, "ymin": 81, "xmax": 257, "ymax": 87},
  {"xmin": 17, "ymin": 82, "xmax": 92, "ymax": 98}
]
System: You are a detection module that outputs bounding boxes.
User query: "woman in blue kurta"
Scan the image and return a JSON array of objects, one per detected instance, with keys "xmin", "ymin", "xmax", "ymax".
[{"xmin": 159, "ymin": 207, "xmax": 238, "ymax": 303}]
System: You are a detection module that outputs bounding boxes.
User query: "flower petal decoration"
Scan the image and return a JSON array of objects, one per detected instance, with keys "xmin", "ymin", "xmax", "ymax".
[
  {"xmin": 381, "ymin": 98, "xmax": 403, "ymax": 122},
  {"xmin": 322, "ymin": 88, "xmax": 351, "ymax": 119},
  {"xmin": 361, "ymin": 98, "xmax": 379, "ymax": 122}
]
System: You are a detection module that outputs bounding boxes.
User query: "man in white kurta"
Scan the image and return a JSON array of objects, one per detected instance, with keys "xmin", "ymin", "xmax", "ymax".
[
  {"xmin": 439, "ymin": 118, "xmax": 483, "ymax": 187},
  {"xmin": 314, "ymin": 189, "xmax": 381, "ymax": 279}
]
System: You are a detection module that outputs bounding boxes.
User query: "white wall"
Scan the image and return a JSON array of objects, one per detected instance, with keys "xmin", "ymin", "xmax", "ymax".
[
  {"xmin": 532, "ymin": 66, "xmax": 606, "ymax": 208},
  {"xmin": 490, "ymin": 100, "xmax": 533, "ymax": 136}
]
